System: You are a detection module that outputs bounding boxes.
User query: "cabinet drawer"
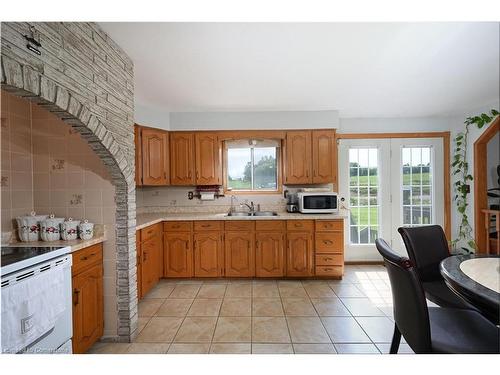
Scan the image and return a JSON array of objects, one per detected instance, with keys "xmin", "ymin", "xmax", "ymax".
[
  {"xmin": 315, "ymin": 232, "xmax": 344, "ymax": 253},
  {"xmin": 194, "ymin": 221, "xmax": 223, "ymax": 231},
  {"xmin": 163, "ymin": 221, "xmax": 193, "ymax": 232},
  {"xmin": 315, "ymin": 220, "xmax": 343, "ymax": 232},
  {"xmin": 286, "ymin": 220, "xmax": 314, "ymax": 231},
  {"xmin": 315, "ymin": 265, "xmax": 343, "ymax": 277},
  {"xmin": 315, "ymin": 254, "xmax": 343, "ymax": 266},
  {"xmin": 72, "ymin": 243, "xmax": 103, "ymax": 275},
  {"xmin": 225, "ymin": 221, "xmax": 255, "ymax": 231},
  {"xmin": 141, "ymin": 223, "xmax": 162, "ymax": 241},
  {"xmin": 255, "ymin": 220, "xmax": 285, "ymax": 232}
]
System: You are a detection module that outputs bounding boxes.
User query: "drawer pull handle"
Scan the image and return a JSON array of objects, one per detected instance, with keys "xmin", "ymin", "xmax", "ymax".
[
  {"xmin": 295, "ymin": 223, "xmax": 303, "ymax": 227},
  {"xmin": 324, "ymin": 268, "xmax": 332, "ymax": 271},
  {"xmin": 325, "ymin": 257, "xmax": 332, "ymax": 261},
  {"xmin": 172, "ymin": 225, "xmax": 180, "ymax": 229},
  {"xmin": 201, "ymin": 224, "xmax": 210, "ymax": 228},
  {"xmin": 80, "ymin": 253, "xmax": 95, "ymax": 261},
  {"xmin": 323, "ymin": 240, "xmax": 333, "ymax": 245},
  {"xmin": 73, "ymin": 289, "xmax": 80, "ymax": 306}
]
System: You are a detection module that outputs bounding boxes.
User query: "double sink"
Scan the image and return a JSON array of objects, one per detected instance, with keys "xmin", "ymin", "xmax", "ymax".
[{"xmin": 226, "ymin": 211, "xmax": 279, "ymax": 217}]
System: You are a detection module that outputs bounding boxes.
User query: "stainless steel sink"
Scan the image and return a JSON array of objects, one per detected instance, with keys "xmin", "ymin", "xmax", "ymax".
[
  {"xmin": 253, "ymin": 211, "xmax": 279, "ymax": 216},
  {"xmin": 226, "ymin": 212, "xmax": 252, "ymax": 217}
]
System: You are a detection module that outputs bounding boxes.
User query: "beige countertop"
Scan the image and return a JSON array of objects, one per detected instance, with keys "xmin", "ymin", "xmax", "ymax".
[
  {"xmin": 8, "ymin": 236, "xmax": 106, "ymax": 253},
  {"xmin": 136, "ymin": 212, "xmax": 347, "ymax": 230}
]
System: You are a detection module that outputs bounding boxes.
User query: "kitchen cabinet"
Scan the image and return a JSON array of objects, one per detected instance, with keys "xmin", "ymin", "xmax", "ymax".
[
  {"xmin": 314, "ymin": 219, "xmax": 344, "ymax": 277},
  {"xmin": 224, "ymin": 227, "xmax": 255, "ymax": 277},
  {"xmin": 164, "ymin": 231, "xmax": 193, "ymax": 278},
  {"xmin": 312, "ymin": 130, "xmax": 336, "ymax": 184},
  {"xmin": 140, "ymin": 224, "xmax": 162, "ymax": 295},
  {"xmin": 170, "ymin": 132, "xmax": 196, "ymax": 185},
  {"xmin": 284, "ymin": 130, "xmax": 337, "ymax": 185},
  {"xmin": 255, "ymin": 232, "xmax": 285, "ymax": 277},
  {"xmin": 72, "ymin": 243, "xmax": 103, "ymax": 354},
  {"xmin": 136, "ymin": 231, "xmax": 142, "ymax": 299},
  {"xmin": 285, "ymin": 130, "xmax": 312, "ymax": 184},
  {"xmin": 134, "ymin": 125, "xmax": 142, "ymax": 186},
  {"xmin": 195, "ymin": 132, "xmax": 222, "ymax": 185},
  {"xmin": 137, "ymin": 126, "xmax": 169, "ymax": 186},
  {"xmin": 286, "ymin": 221, "xmax": 314, "ymax": 277},
  {"xmin": 194, "ymin": 231, "xmax": 224, "ymax": 277}
]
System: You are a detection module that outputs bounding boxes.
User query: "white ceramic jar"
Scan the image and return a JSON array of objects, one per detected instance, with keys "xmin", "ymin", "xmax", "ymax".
[
  {"xmin": 16, "ymin": 212, "xmax": 48, "ymax": 242},
  {"xmin": 78, "ymin": 220, "xmax": 94, "ymax": 240},
  {"xmin": 60, "ymin": 217, "xmax": 80, "ymax": 241},
  {"xmin": 40, "ymin": 214, "xmax": 65, "ymax": 241}
]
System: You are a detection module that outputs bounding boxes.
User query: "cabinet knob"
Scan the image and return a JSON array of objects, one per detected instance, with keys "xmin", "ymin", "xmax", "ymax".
[{"xmin": 323, "ymin": 240, "xmax": 333, "ymax": 245}]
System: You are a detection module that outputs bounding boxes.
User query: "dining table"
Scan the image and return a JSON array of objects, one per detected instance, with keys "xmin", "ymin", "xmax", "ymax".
[{"xmin": 440, "ymin": 254, "xmax": 500, "ymax": 324}]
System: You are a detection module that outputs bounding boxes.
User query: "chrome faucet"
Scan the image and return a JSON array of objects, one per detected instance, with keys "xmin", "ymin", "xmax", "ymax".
[{"xmin": 242, "ymin": 201, "xmax": 255, "ymax": 214}]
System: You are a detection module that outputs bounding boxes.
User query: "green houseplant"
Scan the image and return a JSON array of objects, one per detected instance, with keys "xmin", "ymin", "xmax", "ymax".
[{"xmin": 451, "ymin": 109, "xmax": 499, "ymax": 253}]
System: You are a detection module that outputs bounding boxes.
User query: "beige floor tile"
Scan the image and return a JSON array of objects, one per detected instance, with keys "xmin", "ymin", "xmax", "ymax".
[
  {"xmin": 225, "ymin": 283, "xmax": 252, "ymax": 298},
  {"xmin": 321, "ymin": 317, "xmax": 370, "ymax": 343},
  {"xmin": 304, "ymin": 284, "xmax": 336, "ymax": 298},
  {"xmin": 138, "ymin": 299, "xmax": 165, "ymax": 317},
  {"xmin": 286, "ymin": 317, "xmax": 331, "ymax": 343},
  {"xmin": 196, "ymin": 284, "xmax": 227, "ymax": 298},
  {"xmin": 278, "ymin": 285, "xmax": 309, "ymax": 298},
  {"xmin": 252, "ymin": 298, "xmax": 284, "ymax": 316},
  {"xmin": 174, "ymin": 317, "xmax": 217, "ymax": 343},
  {"xmin": 187, "ymin": 298, "xmax": 222, "ymax": 316},
  {"xmin": 87, "ymin": 342, "xmax": 130, "ymax": 354},
  {"xmin": 252, "ymin": 283, "xmax": 280, "ymax": 297},
  {"xmin": 213, "ymin": 317, "xmax": 252, "ymax": 342},
  {"xmin": 168, "ymin": 343, "xmax": 211, "ymax": 354},
  {"xmin": 143, "ymin": 283, "xmax": 175, "ymax": 299},
  {"xmin": 137, "ymin": 317, "xmax": 151, "ymax": 334},
  {"xmin": 293, "ymin": 343, "xmax": 336, "ymax": 354},
  {"xmin": 169, "ymin": 284, "xmax": 201, "ymax": 298},
  {"xmin": 135, "ymin": 317, "xmax": 183, "ymax": 343},
  {"xmin": 220, "ymin": 298, "xmax": 252, "ymax": 316},
  {"xmin": 156, "ymin": 299, "xmax": 193, "ymax": 317},
  {"xmin": 252, "ymin": 317, "xmax": 291, "ymax": 343},
  {"xmin": 210, "ymin": 343, "xmax": 251, "ymax": 354},
  {"xmin": 126, "ymin": 343, "xmax": 170, "ymax": 354},
  {"xmin": 282, "ymin": 298, "xmax": 317, "ymax": 316},
  {"xmin": 334, "ymin": 343, "xmax": 380, "ymax": 354},
  {"xmin": 252, "ymin": 343, "xmax": 294, "ymax": 354},
  {"xmin": 310, "ymin": 298, "xmax": 351, "ymax": 316}
]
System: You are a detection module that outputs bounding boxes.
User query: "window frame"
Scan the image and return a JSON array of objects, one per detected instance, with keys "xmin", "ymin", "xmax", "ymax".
[{"xmin": 222, "ymin": 138, "xmax": 283, "ymax": 195}]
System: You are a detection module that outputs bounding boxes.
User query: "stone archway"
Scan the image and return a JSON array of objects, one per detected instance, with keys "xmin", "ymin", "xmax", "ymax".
[{"xmin": 1, "ymin": 22, "xmax": 138, "ymax": 342}]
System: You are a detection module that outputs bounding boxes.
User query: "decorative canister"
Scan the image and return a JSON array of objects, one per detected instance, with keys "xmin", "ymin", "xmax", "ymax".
[
  {"xmin": 78, "ymin": 220, "xmax": 94, "ymax": 240},
  {"xmin": 60, "ymin": 217, "xmax": 80, "ymax": 241},
  {"xmin": 16, "ymin": 212, "xmax": 48, "ymax": 242},
  {"xmin": 40, "ymin": 214, "xmax": 65, "ymax": 241}
]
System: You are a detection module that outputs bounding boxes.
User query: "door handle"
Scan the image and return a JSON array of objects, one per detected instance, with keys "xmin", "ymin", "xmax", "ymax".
[
  {"xmin": 73, "ymin": 289, "xmax": 80, "ymax": 306},
  {"xmin": 143, "ymin": 251, "xmax": 147, "ymax": 262}
]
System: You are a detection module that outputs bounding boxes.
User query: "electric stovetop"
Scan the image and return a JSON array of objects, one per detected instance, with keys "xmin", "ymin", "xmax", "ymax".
[{"xmin": 1, "ymin": 246, "xmax": 71, "ymax": 275}]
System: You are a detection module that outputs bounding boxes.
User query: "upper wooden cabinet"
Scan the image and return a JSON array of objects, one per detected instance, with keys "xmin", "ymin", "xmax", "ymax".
[
  {"xmin": 285, "ymin": 131, "xmax": 312, "ymax": 184},
  {"xmin": 284, "ymin": 130, "xmax": 337, "ymax": 185},
  {"xmin": 170, "ymin": 132, "xmax": 196, "ymax": 185},
  {"xmin": 135, "ymin": 125, "xmax": 169, "ymax": 186},
  {"xmin": 195, "ymin": 132, "xmax": 222, "ymax": 185},
  {"xmin": 312, "ymin": 130, "xmax": 336, "ymax": 184}
]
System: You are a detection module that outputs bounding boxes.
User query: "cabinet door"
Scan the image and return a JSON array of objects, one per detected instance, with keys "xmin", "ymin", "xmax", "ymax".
[
  {"xmin": 164, "ymin": 232, "xmax": 193, "ymax": 277},
  {"xmin": 72, "ymin": 264, "xmax": 103, "ymax": 354},
  {"xmin": 285, "ymin": 131, "xmax": 312, "ymax": 184},
  {"xmin": 255, "ymin": 232, "xmax": 284, "ymax": 277},
  {"xmin": 312, "ymin": 130, "xmax": 336, "ymax": 184},
  {"xmin": 195, "ymin": 132, "xmax": 221, "ymax": 185},
  {"xmin": 224, "ymin": 231, "xmax": 255, "ymax": 277},
  {"xmin": 134, "ymin": 125, "xmax": 143, "ymax": 186},
  {"xmin": 136, "ymin": 232, "xmax": 142, "ymax": 299},
  {"xmin": 194, "ymin": 232, "xmax": 223, "ymax": 277},
  {"xmin": 141, "ymin": 128, "xmax": 169, "ymax": 185},
  {"xmin": 170, "ymin": 132, "xmax": 195, "ymax": 185},
  {"xmin": 286, "ymin": 232, "xmax": 314, "ymax": 277},
  {"xmin": 141, "ymin": 235, "xmax": 161, "ymax": 295}
]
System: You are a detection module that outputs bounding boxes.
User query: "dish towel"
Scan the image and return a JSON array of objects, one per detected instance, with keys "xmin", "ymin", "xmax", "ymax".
[{"xmin": 1, "ymin": 265, "xmax": 66, "ymax": 353}]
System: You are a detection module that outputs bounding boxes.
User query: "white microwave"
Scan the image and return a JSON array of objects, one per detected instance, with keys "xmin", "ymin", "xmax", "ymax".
[{"xmin": 297, "ymin": 192, "xmax": 339, "ymax": 214}]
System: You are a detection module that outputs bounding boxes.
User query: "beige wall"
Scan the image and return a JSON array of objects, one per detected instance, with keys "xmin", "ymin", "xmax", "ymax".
[{"xmin": 1, "ymin": 90, "xmax": 118, "ymax": 338}]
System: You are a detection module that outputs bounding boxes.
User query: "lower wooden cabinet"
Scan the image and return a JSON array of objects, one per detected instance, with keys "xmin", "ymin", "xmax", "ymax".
[
  {"xmin": 72, "ymin": 243, "xmax": 103, "ymax": 354},
  {"xmin": 224, "ymin": 231, "xmax": 255, "ymax": 277},
  {"xmin": 256, "ymin": 232, "xmax": 285, "ymax": 277},
  {"xmin": 286, "ymin": 231, "xmax": 314, "ymax": 277},
  {"xmin": 141, "ymin": 233, "xmax": 161, "ymax": 295},
  {"xmin": 314, "ymin": 220, "xmax": 344, "ymax": 277},
  {"xmin": 164, "ymin": 232, "xmax": 193, "ymax": 277},
  {"xmin": 194, "ymin": 232, "xmax": 223, "ymax": 277}
]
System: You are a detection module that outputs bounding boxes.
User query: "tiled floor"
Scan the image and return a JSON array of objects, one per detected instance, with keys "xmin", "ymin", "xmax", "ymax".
[{"xmin": 88, "ymin": 265, "xmax": 415, "ymax": 354}]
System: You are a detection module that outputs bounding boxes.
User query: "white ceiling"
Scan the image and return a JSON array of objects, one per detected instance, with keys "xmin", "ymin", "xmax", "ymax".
[{"xmin": 99, "ymin": 22, "xmax": 499, "ymax": 117}]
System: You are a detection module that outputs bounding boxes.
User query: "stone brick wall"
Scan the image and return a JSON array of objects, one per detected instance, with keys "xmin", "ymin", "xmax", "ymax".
[{"xmin": 1, "ymin": 22, "xmax": 137, "ymax": 341}]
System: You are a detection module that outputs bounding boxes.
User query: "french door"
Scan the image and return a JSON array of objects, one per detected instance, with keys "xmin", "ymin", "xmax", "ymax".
[{"xmin": 338, "ymin": 138, "xmax": 444, "ymax": 261}]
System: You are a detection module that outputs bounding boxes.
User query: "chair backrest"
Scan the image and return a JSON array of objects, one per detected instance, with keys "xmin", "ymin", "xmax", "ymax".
[
  {"xmin": 398, "ymin": 225, "xmax": 450, "ymax": 282},
  {"xmin": 375, "ymin": 238, "xmax": 432, "ymax": 353}
]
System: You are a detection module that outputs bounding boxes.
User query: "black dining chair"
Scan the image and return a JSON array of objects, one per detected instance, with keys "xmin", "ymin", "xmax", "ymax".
[
  {"xmin": 398, "ymin": 225, "xmax": 476, "ymax": 310},
  {"xmin": 375, "ymin": 238, "xmax": 499, "ymax": 354}
]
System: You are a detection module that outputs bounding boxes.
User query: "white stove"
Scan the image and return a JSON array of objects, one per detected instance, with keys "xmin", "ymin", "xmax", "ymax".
[{"xmin": 1, "ymin": 245, "xmax": 73, "ymax": 354}]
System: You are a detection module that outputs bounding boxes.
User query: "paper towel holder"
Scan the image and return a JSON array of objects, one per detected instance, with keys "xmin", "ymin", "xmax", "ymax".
[{"xmin": 188, "ymin": 186, "xmax": 225, "ymax": 200}]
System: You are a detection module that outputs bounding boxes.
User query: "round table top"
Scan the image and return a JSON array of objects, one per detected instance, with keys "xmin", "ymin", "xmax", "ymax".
[{"xmin": 440, "ymin": 254, "xmax": 500, "ymax": 310}]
